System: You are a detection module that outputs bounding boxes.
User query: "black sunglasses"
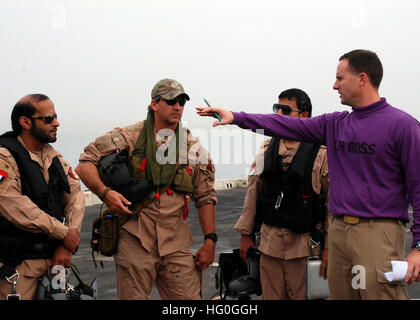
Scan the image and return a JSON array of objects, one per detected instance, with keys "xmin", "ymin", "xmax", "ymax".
[
  {"xmin": 31, "ymin": 113, "xmax": 58, "ymax": 124},
  {"xmin": 159, "ymin": 96, "xmax": 187, "ymax": 107},
  {"xmin": 272, "ymin": 104, "xmax": 302, "ymax": 115}
]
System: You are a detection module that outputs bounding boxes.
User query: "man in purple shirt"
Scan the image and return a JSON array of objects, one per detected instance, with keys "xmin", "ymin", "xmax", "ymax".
[{"xmin": 197, "ymin": 49, "xmax": 420, "ymax": 299}]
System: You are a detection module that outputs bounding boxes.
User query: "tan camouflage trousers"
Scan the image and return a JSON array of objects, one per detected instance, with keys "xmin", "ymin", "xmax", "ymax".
[
  {"xmin": 260, "ymin": 253, "xmax": 308, "ymax": 300},
  {"xmin": 327, "ymin": 215, "xmax": 409, "ymax": 300},
  {"xmin": 114, "ymin": 229, "xmax": 202, "ymax": 300}
]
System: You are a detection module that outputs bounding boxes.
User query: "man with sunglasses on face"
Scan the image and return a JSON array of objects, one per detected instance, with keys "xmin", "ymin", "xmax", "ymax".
[
  {"xmin": 233, "ymin": 89, "xmax": 330, "ymax": 299},
  {"xmin": 0, "ymin": 94, "xmax": 84, "ymax": 300},
  {"xmin": 76, "ymin": 79, "xmax": 217, "ymax": 300}
]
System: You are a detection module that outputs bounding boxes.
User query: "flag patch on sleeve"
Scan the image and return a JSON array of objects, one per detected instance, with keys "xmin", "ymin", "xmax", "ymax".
[
  {"xmin": 68, "ymin": 166, "xmax": 79, "ymax": 180},
  {"xmin": 0, "ymin": 170, "xmax": 8, "ymax": 182}
]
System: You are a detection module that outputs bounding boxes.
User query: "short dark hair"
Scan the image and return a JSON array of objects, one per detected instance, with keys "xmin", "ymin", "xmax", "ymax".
[
  {"xmin": 11, "ymin": 94, "xmax": 50, "ymax": 134},
  {"xmin": 278, "ymin": 88, "xmax": 312, "ymax": 118},
  {"xmin": 339, "ymin": 49, "xmax": 383, "ymax": 89}
]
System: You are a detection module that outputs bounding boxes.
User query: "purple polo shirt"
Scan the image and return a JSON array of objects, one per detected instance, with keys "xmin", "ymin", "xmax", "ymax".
[{"xmin": 232, "ymin": 98, "xmax": 420, "ymax": 247}]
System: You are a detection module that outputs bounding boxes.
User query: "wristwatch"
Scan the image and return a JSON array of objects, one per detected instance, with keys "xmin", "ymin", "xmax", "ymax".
[
  {"xmin": 415, "ymin": 241, "xmax": 420, "ymax": 252},
  {"xmin": 204, "ymin": 232, "xmax": 218, "ymax": 243}
]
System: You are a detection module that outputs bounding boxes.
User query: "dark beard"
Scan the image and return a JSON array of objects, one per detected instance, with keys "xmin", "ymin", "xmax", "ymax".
[{"xmin": 30, "ymin": 123, "xmax": 56, "ymax": 143}]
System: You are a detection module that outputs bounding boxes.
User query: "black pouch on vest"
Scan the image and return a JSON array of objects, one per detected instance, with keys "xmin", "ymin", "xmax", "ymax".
[
  {"xmin": 90, "ymin": 208, "xmax": 130, "ymax": 266},
  {"xmin": 91, "ymin": 210, "xmax": 118, "ymax": 258}
]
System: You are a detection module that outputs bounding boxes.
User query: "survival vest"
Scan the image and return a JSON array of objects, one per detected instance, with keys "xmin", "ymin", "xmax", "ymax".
[
  {"xmin": 129, "ymin": 122, "xmax": 194, "ymax": 195},
  {"xmin": 129, "ymin": 121, "xmax": 194, "ymax": 219},
  {"xmin": 257, "ymin": 138, "xmax": 326, "ymax": 234},
  {"xmin": 0, "ymin": 132, "xmax": 70, "ymax": 267}
]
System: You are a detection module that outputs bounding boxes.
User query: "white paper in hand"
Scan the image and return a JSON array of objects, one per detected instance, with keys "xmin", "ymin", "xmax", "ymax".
[{"xmin": 384, "ymin": 260, "xmax": 408, "ymax": 282}]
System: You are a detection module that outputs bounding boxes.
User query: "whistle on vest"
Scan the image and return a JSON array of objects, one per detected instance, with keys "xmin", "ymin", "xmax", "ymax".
[
  {"xmin": 185, "ymin": 166, "xmax": 192, "ymax": 176},
  {"xmin": 183, "ymin": 194, "xmax": 191, "ymax": 221},
  {"xmin": 274, "ymin": 192, "xmax": 284, "ymax": 210},
  {"xmin": 140, "ymin": 158, "xmax": 146, "ymax": 172}
]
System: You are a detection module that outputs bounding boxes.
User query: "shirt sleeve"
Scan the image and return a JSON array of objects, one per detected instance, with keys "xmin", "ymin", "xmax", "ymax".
[
  {"xmin": 188, "ymin": 137, "xmax": 217, "ymax": 208},
  {"xmin": 319, "ymin": 147, "xmax": 330, "ymax": 249},
  {"xmin": 398, "ymin": 118, "xmax": 420, "ymax": 247},
  {"xmin": 79, "ymin": 123, "xmax": 143, "ymax": 165},
  {"xmin": 60, "ymin": 159, "xmax": 85, "ymax": 232},
  {"xmin": 232, "ymin": 111, "xmax": 329, "ymax": 145},
  {"xmin": 233, "ymin": 175, "xmax": 262, "ymax": 235},
  {"xmin": 233, "ymin": 140, "xmax": 268, "ymax": 235}
]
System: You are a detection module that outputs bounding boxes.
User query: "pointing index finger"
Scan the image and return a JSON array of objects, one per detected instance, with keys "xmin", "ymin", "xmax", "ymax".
[{"xmin": 196, "ymin": 106, "xmax": 216, "ymax": 117}]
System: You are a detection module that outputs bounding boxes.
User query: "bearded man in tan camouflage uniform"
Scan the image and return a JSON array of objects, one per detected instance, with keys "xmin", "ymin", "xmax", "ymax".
[{"xmin": 0, "ymin": 94, "xmax": 84, "ymax": 300}]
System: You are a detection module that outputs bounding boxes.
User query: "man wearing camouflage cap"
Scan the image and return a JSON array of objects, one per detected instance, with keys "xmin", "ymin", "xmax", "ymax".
[{"xmin": 76, "ymin": 79, "xmax": 217, "ymax": 300}]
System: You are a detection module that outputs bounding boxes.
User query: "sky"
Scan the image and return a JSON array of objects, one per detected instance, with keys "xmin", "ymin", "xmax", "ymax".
[{"xmin": 1, "ymin": 0, "xmax": 419, "ymax": 179}]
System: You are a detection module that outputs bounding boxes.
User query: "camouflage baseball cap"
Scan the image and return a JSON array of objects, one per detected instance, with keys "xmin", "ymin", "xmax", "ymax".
[{"xmin": 151, "ymin": 78, "xmax": 190, "ymax": 101}]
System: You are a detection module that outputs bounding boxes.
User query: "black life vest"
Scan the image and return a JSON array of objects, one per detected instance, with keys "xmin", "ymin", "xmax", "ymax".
[
  {"xmin": 0, "ymin": 132, "xmax": 70, "ymax": 265},
  {"xmin": 257, "ymin": 138, "xmax": 326, "ymax": 234}
]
